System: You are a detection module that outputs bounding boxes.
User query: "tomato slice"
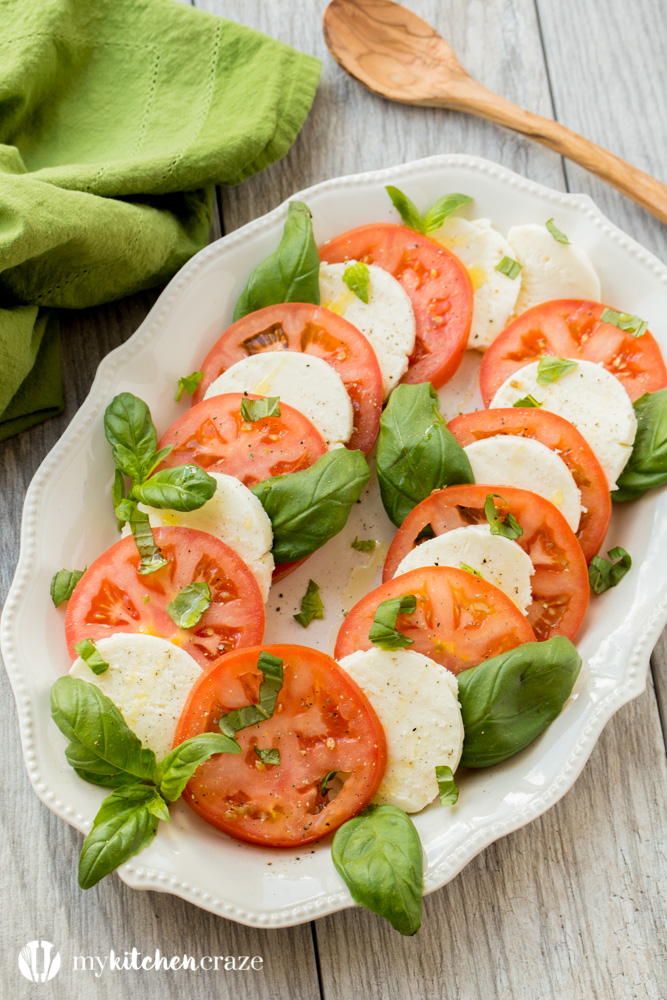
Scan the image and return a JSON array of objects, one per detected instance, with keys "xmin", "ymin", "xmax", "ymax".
[
  {"xmin": 173, "ymin": 644, "xmax": 387, "ymax": 847},
  {"xmin": 447, "ymin": 407, "xmax": 610, "ymax": 562},
  {"xmin": 479, "ymin": 299, "xmax": 667, "ymax": 405},
  {"xmin": 65, "ymin": 527, "xmax": 265, "ymax": 668},
  {"xmin": 334, "ymin": 565, "xmax": 536, "ymax": 675},
  {"xmin": 319, "ymin": 223, "xmax": 473, "ymax": 389},
  {"xmin": 382, "ymin": 485, "xmax": 589, "ymax": 643},
  {"xmin": 193, "ymin": 303, "xmax": 383, "ymax": 455},
  {"xmin": 156, "ymin": 392, "xmax": 327, "ymax": 488}
]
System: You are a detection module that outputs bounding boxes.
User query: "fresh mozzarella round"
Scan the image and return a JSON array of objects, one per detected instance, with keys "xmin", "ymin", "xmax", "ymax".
[
  {"xmin": 507, "ymin": 223, "xmax": 601, "ymax": 315},
  {"xmin": 69, "ymin": 634, "xmax": 201, "ymax": 761},
  {"xmin": 433, "ymin": 217, "xmax": 521, "ymax": 351},
  {"xmin": 319, "ymin": 261, "xmax": 416, "ymax": 398},
  {"xmin": 464, "ymin": 435, "xmax": 582, "ymax": 532},
  {"xmin": 203, "ymin": 351, "xmax": 354, "ymax": 448},
  {"xmin": 394, "ymin": 523, "xmax": 534, "ymax": 614},
  {"xmin": 491, "ymin": 359, "xmax": 637, "ymax": 489},
  {"xmin": 339, "ymin": 648, "xmax": 463, "ymax": 813},
  {"xmin": 125, "ymin": 473, "xmax": 274, "ymax": 602}
]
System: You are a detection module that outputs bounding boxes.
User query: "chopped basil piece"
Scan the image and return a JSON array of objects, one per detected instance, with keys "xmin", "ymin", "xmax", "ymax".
[
  {"xmin": 320, "ymin": 770, "xmax": 338, "ymax": 796},
  {"xmin": 435, "ymin": 765, "xmax": 459, "ymax": 806},
  {"xmin": 600, "ymin": 307, "xmax": 648, "ymax": 339},
  {"xmin": 484, "ymin": 493, "xmax": 523, "ymax": 540},
  {"xmin": 369, "ymin": 594, "xmax": 417, "ymax": 650},
  {"xmin": 217, "ymin": 652, "xmax": 284, "ymax": 737},
  {"xmin": 166, "ymin": 581, "xmax": 211, "ymax": 629},
  {"xmin": 254, "ymin": 746, "xmax": 280, "ymax": 766},
  {"xmin": 495, "ymin": 256, "xmax": 522, "ymax": 280},
  {"xmin": 588, "ymin": 546, "xmax": 632, "ymax": 594},
  {"xmin": 73, "ymin": 638, "xmax": 110, "ymax": 676},
  {"xmin": 293, "ymin": 579, "xmax": 324, "ymax": 628},
  {"xmin": 175, "ymin": 370, "xmax": 204, "ymax": 402},
  {"xmin": 117, "ymin": 501, "xmax": 168, "ymax": 574},
  {"xmin": 415, "ymin": 523, "xmax": 435, "ymax": 543},
  {"xmin": 343, "ymin": 261, "xmax": 371, "ymax": 303},
  {"xmin": 351, "ymin": 537, "xmax": 376, "ymax": 552},
  {"xmin": 536, "ymin": 356, "xmax": 578, "ymax": 384},
  {"xmin": 240, "ymin": 396, "xmax": 281, "ymax": 422},
  {"xmin": 513, "ymin": 394, "xmax": 542, "ymax": 408},
  {"xmin": 545, "ymin": 218, "xmax": 570, "ymax": 244},
  {"xmin": 50, "ymin": 568, "xmax": 85, "ymax": 607},
  {"xmin": 460, "ymin": 563, "xmax": 482, "ymax": 579}
]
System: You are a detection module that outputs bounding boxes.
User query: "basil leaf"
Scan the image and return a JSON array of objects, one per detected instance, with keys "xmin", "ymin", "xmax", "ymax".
[
  {"xmin": 233, "ymin": 201, "xmax": 320, "ymax": 321},
  {"xmin": 536, "ymin": 356, "xmax": 578, "ymax": 384},
  {"xmin": 588, "ymin": 546, "xmax": 632, "ymax": 594},
  {"xmin": 78, "ymin": 785, "xmax": 160, "ymax": 889},
  {"xmin": 458, "ymin": 636, "xmax": 582, "ymax": 767},
  {"xmin": 369, "ymin": 594, "xmax": 416, "ymax": 650},
  {"xmin": 146, "ymin": 794, "xmax": 171, "ymax": 823},
  {"xmin": 154, "ymin": 733, "xmax": 241, "ymax": 802},
  {"xmin": 51, "ymin": 677, "xmax": 157, "ymax": 783},
  {"xmin": 73, "ymin": 638, "xmax": 110, "ymax": 676},
  {"xmin": 495, "ymin": 256, "xmax": 522, "ymax": 279},
  {"xmin": 320, "ymin": 770, "xmax": 338, "ymax": 796},
  {"xmin": 351, "ymin": 537, "xmax": 376, "ymax": 552},
  {"xmin": 332, "ymin": 804, "xmax": 423, "ymax": 936},
  {"xmin": 385, "ymin": 185, "xmax": 425, "ymax": 233},
  {"xmin": 251, "ymin": 449, "xmax": 370, "ymax": 562},
  {"xmin": 545, "ymin": 218, "xmax": 570, "ymax": 244},
  {"xmin": 50, "ymin": 568, "xmax": 85, "ymax": 607},
  {"xmin": 166, "ymin": 581, "xmax": 211, "ymax": 629},
  {"xmin": 118, "ymin": 502, "xmax": 168, "ymax": 574},
  {"xmin": 376, "ymin": 383, "xmax": 473, "ymax": 527},
  {"xmin": 615, "ymin": 391, "xmax": 667, "ymax": 501},
  {"xmin": 293, "ymin": 579, "xmax": 324, "ymax": 628},
  {"xmin": 422, "ymin": 193, "xmax": 473, "ymax": 234},
  {"xmin": 484, "ymin": 493, "xmax": 523, "ymax": 540},
  {"xmin": 435, "ymin": 765, "xmax": 459, "ymax": 806},
  {"xmin": 64, "ymin": 742, "xmax": 144, "ymax": 788},
  {"xmin": 240, "ymin": 396, "xmax": 281, "ymax": 422},
  {"xmin": 415, "ymin": 523, "xmax": 435, "ymax": 543},
  {"xmin": 217, "ymin": 652, "xmax": 284, "ymax": 737},
  {"xmin": 175, "ymin": 370, "xmax": 204, "ymax": 402},
  {"xmin": 600, "ymin": 307, "xmax": 648, "ymax": 339},
  {"xmin": 342, "ymin": 261, "xmax": 371, "ymax": 303},
  {"xmin": 104, "ymin": 393, "xmax": 159, "ymax": 484},
  {"xmin": 131, "ymin": 466, "xmax": 216, "ymax": 512},
  {"xmin": 513, "ymin": 394, "xmax": 542, "ymax": 408},
  {"xmin": 140, "ymin": 446, "xmax": 174, "ymax": 483},
  {"xmin": 460, "ymin": 562, "xmax": 482, "ymax": 578},
  {"xmin": 254, "ymin": 746, "xmax": 280, "ymax": 765}
]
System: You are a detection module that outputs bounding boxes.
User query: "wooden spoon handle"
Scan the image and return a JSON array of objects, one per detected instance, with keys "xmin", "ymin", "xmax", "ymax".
[{"xmin": 440, "ymin": 82, "xmax": 667, "ymax": 224}]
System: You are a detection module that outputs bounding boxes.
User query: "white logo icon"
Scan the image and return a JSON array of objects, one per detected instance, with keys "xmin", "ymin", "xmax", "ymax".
[{"xmin": 18, "ymin": 941, "xmax": 61, "ymax": 982}]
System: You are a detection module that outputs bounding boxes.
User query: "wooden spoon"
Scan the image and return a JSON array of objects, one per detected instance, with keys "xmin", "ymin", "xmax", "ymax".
[{"xmin": 323, "ymin": 0, "xmax": 667, "ymax": 224}]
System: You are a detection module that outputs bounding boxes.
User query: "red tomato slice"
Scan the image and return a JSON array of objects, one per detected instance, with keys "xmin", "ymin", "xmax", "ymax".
[
  {"xmin": 65, "ymin": 527, "xmax": 265, "ymax": 668},
  {"xmin": 479, "ymin": 299, "xmax": 667, "ymax": 405},
  {"xmin": 382, "ymin": 485, "xmax": 589, "ymax": 643},
  {"xmin": 447, "ymin": 407, "xmax": 610, "ymax": 562},
  {"xmin": 173, "ymin": 644, "xmax": 387, "ymax": 847},
  {"xmin": 156, "ymin": 392, "xmax": 327, "ymax": 488},
  {"xmin": 334, "ymin": 566, "xmax": 536, "ymax": 675},
  {"xmin": 193, "ymin": 303, "xmax": 383, "ymax": 455},
  {"xmin": 318, "ymin": 223, "xmax": 473, "ymax": 389}
]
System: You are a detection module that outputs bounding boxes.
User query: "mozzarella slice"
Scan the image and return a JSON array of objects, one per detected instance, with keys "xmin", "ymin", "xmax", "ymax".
[
  {"xmin": 339, "ymin": 648, "xmax": 464, "ymax": 813},
  {"xmin": 491, "ymin": 359, "xmax": 637, "ymax": 489},
  {"xmin": 433, "ymin": 217, "xmax": 521, "ymax": 351},
  {"xmin": 69, "ymin": 634, "xmax": 201, "ymax": 761},
  {"xmin": 464, "ymin": 435, "xmax": 582, "ymax": 532},
  {"xmin": 126, "ymin": 473, "xmax": 274, "ymax": 602},
  {"xmin": 394, "ymin": 523, "xmax": 534, "ymax": 614},
  {"xmin": 319, "ymin": 262, "xmax": 416, "ymax": 397},
  {"xmin": 203, "ymin": 351, "xmax": 353, "ymax": 448},
  {"xmin": 507, "ymin": 223, "xmax": 601, "ymax": 315}
]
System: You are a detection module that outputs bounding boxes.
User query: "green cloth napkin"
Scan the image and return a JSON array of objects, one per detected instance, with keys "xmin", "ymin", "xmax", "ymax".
[{"xmin": 0, "ymin": 0, "xmax": 321, "ymax": 440}]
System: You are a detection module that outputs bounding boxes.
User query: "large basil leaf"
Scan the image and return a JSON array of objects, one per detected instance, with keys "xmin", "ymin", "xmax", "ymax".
[
  {"xmin": 233, "ymin": 201, "xmax": 320, "ymax": 321},
  {"xmin": 104, "ymin": 393, "xmax": 159, "ymax": 484},
  {"xmin": 376, "ymin": 383, "xmax": 474, "ymax": 526},
  {"xmin": 332, "ymin": 805, "xmax": 423, "ymax": 936},
  {"xmin": 614, "ymin": 390, "xmax": 667, "ymax": 502},
  {"xmin": 78, "ymin": 785, "xmax": 160, "ymax": 889},
  {"xmin": 154, "ymin": 734, "xmax": 242, "ymax": 802},
  {"xmin": 251, "ymin": 449, "xmax": 371, "ymax": 562},
  {"xmin": 458, "ymin": 636, "xmax": 582, "ymax": 768},
  {"xmin": 131, "ymin": 466, "xmax": 216, "ymax": 511}
]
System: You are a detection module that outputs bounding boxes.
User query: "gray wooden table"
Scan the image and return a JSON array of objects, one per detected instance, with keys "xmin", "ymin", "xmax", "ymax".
[{"xmin": 1, "ymin": 1, "xmax": 665, "ymax": 997}]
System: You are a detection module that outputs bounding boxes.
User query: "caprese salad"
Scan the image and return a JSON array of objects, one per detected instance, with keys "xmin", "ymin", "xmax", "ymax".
[{"xmin": 47, "ymin": 186, "xmax": 667, "ymax": 935}]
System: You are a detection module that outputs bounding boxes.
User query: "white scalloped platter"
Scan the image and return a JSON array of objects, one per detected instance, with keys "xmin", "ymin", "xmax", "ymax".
[{"xmin": 3, "ymin": 155, "xmax": 667, "ymax": 929}]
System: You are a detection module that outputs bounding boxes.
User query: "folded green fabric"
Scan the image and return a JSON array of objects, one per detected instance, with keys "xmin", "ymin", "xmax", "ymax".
[{"xmin": 0, "ymin": 0, "xmax": 321, "ymax": 440}]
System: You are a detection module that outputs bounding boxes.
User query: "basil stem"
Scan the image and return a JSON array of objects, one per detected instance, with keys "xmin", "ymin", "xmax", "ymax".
[
  {"xmin": 217, "ymin": 652, "xmax": 284, "ymax": 737},
  {"xmin": 369, "ymin": 594, "xmax": 417, "ymax": 650}
]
